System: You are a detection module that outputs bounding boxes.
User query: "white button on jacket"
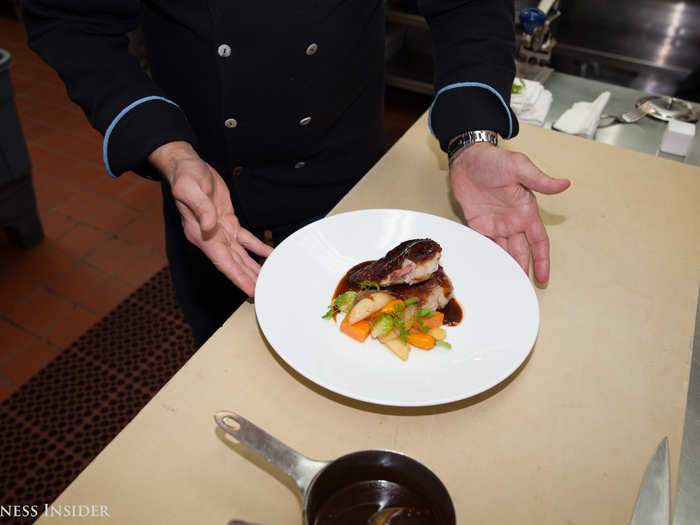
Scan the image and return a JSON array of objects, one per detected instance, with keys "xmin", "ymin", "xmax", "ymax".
[{"xmin": 218, "ymin": 44, "xmax": 231, "ymax": 57}]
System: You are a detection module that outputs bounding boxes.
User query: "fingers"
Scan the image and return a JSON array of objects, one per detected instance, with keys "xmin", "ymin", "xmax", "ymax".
[
  {"xmin": 512, "ymin": 153, "xmax": 571, "ymax": 195},
  {"xmin": 525, "ymin": 219, "xmax": 551, "ymax": 283},
  {"xmin": 507, "ymin": 232, "xmax": 530, "ymax": 276},
  {"xmin": 207, "ymin": 240, "xmax": 261, "ymax": 297},
  {"xmin": 237, "ymin": 227, "xmax": 274, "ymax": 258}
]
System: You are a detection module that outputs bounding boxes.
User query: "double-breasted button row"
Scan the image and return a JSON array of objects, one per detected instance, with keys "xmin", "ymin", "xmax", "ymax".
[
  {"xmin": 219, "ymin": 43, "xmax": 316, "ymax": 58},
  {"xmin": 224, "ymin": 116, "xmax": 313, "ymax": 129}
]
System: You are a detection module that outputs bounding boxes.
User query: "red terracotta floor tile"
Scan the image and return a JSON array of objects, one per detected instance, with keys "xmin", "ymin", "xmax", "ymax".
[
  {"xmin": 33, "ymin": 130, "xmax": 103, "ymax": 165},
  {"xmin": 0, "ymin": 339, "xmax": 60, "ymax": 386},
  {"xmin": 27, "ymin": 143, "xmax": 80, "ymax": 178},
  {"xmin": 88, "ymin": 171, "xmax": 143, "ymax": 200},
  {"xmin": 32, "ymin": 173, "xmax": 82, "ymax": 211},
  {"xmin": 0, "ymin": 380, "xmax": 16, "ymax": 403},
  {"xmin": 57, "ymin": 191, "xmax": 139, "ymax": 233},
  {"xmin": 11, "ymin": 241, "xmax": 75, "ymax": 285},
  {"xmin": 0, "ymin": 319, "xmax": 35, "ymax": 364},
  {"xmin": 46, "ymin": 261, "xmax": 109, "ymax": 304},
  {"xmin": 52, "ymin": 158, "xmax": 105, "ymax": 188},
  {"xmin": 0, "ymin": 271, "xmax": 40, "ymax": 315},
  {"xmin": 117, "ymin": 214, "xmax": 165, "ymax": 251},
  {"xmin": 79, "ymin": 277, "xmax": 135, "ymax": 317},
  {"xmin": 85, "ymin": 237, "xmax": 149, "ymax": 277},
  {"xmin": 18, "ymin": 118, "xmax": 57, "ymax": 142},
  {"xmin": 6, "ymin": 289, "xmax": 73, "ymax": 335},
  {"xmin": 39, "ymin": 209, "xmax": 78, "ymax": 240},
  {"xmin": 52, "ymin": 223, "xmax": 110, "ymax": 259},
  {"xmin": 43, "ymin": 306, "xmax": 99, "ymax": 349},
  {"xmin": 63, "ymin": 119, "xmax": 102, "ymax": 143},
  {"xmin": 118, "ymin": 182, "xmax": 163, "ymax": 215},
  {"xmin": 118, "ymin": 252, "xmax": 166, "ymax": 286}
]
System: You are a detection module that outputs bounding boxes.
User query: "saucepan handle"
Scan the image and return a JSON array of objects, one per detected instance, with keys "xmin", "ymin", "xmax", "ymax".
[{"xmin": 214, "ymin": 410, "xmax": 328, "ymax": 498}]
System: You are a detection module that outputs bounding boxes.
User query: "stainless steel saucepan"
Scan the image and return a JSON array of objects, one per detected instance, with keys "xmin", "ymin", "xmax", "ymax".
[{"xmin": 214, "ymin": 411, "xmax": 456, "ymax": 525}]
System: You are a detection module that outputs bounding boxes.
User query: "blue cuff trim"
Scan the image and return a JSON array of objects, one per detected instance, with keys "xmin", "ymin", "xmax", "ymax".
[
  {"xmin": 102, "ymin": 96, "xmax": 181, "ymax": 178},
  {"xmin": 428, "ymin": 82, "xmax": 513, "ymax": 140}
]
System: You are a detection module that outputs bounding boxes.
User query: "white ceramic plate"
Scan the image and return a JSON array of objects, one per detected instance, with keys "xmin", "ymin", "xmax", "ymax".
[{"xmin": 255, "ymin": 209, "xmax": 539, "ymax": 406}]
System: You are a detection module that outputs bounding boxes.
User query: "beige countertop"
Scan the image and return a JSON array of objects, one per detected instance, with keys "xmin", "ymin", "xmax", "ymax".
[{"xmin": 37, "ymin": 114, "xmax": 700, "ymax": 524}]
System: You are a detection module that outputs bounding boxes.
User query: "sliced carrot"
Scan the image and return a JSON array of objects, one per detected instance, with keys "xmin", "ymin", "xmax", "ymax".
[
  {"xmin": 340, "ymin": 315, "xmax": 371, "ymax": 342},
  {"xmin": 417, "ymin": 311, "xmax": 444, "ymax": 329},
  {"xmin": 370, "ymin": 299, "xmax": 405, "ymax": 319},
  {"xmin": 406, "ymin": 332, "xmax": 435, "ymax": 350}
]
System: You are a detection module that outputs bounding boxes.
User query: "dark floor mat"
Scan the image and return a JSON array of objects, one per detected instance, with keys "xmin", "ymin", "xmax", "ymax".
[{"xmin": 0, "ymin": 268, "xmax": 197, "ymax": 524}]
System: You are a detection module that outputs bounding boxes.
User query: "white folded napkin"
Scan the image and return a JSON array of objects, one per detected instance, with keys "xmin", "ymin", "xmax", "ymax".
[
  {"xmin": 510, "ymin": 78, "xmax": 544, "ymax": 113},
  {"xmin": 518, "ymin": 89, "xmax": 553, "ymax": 127},
  {"xmin": 511, "ymin": 78, "xmax": 552, "ymax": 127},
  {"xmin": 553, "ymin": 91, "xmax": 611, "ymax": 139}
]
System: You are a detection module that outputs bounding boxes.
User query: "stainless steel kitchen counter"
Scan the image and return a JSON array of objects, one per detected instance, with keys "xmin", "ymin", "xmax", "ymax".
[{"xmin": 542, "ymin": 72, "xmax": 700, "ymax": 167}]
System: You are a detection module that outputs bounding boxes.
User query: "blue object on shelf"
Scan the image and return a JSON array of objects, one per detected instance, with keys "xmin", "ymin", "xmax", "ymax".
[{"xmin": 519, "ymin": 7, "xmax": 546, "ymax": 35}]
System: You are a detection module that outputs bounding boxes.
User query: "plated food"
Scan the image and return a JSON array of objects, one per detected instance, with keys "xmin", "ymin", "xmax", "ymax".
[
  {"xmin": 322, "ymin": 239, "xmax": 462, "ymax": 361},
  {"xmin": 255, "ymin": 209, "xmax": 539, "ymax": 406}
]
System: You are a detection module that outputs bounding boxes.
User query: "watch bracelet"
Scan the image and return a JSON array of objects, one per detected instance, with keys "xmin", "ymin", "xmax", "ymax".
[{"xmin": 447, "ymin": 130, "xmax": 498, "ymax": 162}]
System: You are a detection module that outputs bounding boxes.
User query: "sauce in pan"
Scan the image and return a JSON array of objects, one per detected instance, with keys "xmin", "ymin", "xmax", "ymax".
[{"xmin": 313, "ymin": 480, "xmax": 437, "ymax": 525}]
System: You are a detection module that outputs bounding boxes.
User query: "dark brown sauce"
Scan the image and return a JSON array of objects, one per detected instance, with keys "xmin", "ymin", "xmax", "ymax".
[
  {"xmin": 313, "ymin": 480, "xmax": 437, "ymax": 525},
  {"xmin": 439, "ymin": 298, "xmax": 463, "ymax": 326},
  {"xmin": 332, "ymin": 262, "xmax": 463, "ymax": 327},
  {"xmin": 333, "ymin": 260, "xmax": 374, "ymax": 300}
]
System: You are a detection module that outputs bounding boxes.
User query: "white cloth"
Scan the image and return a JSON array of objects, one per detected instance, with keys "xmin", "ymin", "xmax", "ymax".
[
  {"xmin": 510, "ymin": 78, "xmax": 544, "ymax": 113},
  {"xmin": 518, "ymin": 89, "xmax": 553, "ymax": 127},
  {"xmin": 552, "ymin": 91, "xmax": 611, "ymax": 139},
  {"xmin": 511, "ymin": 78, "xmax": 552, "ymax": 127}
]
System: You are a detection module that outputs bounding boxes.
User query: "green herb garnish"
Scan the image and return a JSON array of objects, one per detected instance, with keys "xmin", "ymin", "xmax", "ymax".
[
  {"xmin": 405, "ymin": 297, "xmax": 419, "ymax": 305},
  {"xmin": 360, "ymin": 280, "xmax": 380, "ymax": 291},
  {"xmin": 511, "ymin": 78, "xmax": 525, "ymax": 94},
  {"xmin": 418, "ymin": 307, "xmax": 436, "ymax": 318},
  {"xmin": 435, "ymin": 340, "xmax": 452, "ymax": 349}
]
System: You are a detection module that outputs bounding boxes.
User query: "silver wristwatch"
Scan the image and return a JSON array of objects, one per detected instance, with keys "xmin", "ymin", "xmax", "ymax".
[{"xmin": 447, "ymin": 130, "xmax": 498, "ymax": 163}]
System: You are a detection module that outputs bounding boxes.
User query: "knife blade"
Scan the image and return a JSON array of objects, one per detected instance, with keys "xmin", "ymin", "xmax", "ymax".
[{"xmin": 631, "ymin": 437, "xmax": 671, "ymax": 525}]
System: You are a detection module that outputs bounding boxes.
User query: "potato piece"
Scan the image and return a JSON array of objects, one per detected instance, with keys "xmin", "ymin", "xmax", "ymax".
[
  {"xmin": 382, "ymin": 338, "xmax": 410, "ymax": 361},
  {"xmin": 378, "ymin": 327, "xmax": 401, "ymax": 343},
  {"xmin": 348, "ymin": 292, "xmax": 394, "ymax": 324},
  {"xmin": 427, "ymin": 327, "xmax": 446, "ymax": 341},
  {"xmin": 402, "ymin": 303, "xmax": 417, "ymax": 330}
]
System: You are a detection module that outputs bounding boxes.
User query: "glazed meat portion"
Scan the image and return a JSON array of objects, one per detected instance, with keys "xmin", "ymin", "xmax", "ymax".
[
  {"xmin": 348, "ymin": 239, "xmax": 442, "ymax": 287},
  {"xmin": 386, "ymin": 266, "xmax": 454, "ymax": 311}
]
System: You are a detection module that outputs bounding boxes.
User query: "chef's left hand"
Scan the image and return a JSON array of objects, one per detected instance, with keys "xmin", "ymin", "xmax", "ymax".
[{"xmin": 449, "ymin": 142, "xmax": 570, "ymax": 283}]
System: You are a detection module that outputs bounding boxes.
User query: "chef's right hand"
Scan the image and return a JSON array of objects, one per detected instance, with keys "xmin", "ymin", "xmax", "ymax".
[{"xmin": 148, "ymin": 141, "xmax": 273, "ymax": 296}]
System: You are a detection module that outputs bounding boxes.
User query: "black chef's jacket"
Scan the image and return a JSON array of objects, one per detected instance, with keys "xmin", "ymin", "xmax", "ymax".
[
  {"xmin": 22, "ymin": 0, "xmax": 519, "ymax": 229},
  {"xmin": 22, "ymin": 0, "xmax": 520, "ymax": 342}
]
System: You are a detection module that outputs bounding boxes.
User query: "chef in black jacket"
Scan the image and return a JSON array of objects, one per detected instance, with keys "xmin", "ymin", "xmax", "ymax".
[{"xmin": 22, "ymin": 0, "xmax": 570, "ymax": 344}]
